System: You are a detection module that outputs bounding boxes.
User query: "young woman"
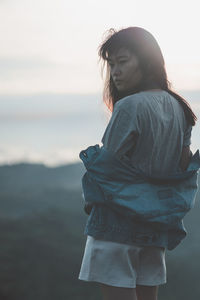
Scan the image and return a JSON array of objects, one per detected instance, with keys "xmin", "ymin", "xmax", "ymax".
[{"xmin": 78, "ymin": 27, "xmax": 198, "ymax": 300}]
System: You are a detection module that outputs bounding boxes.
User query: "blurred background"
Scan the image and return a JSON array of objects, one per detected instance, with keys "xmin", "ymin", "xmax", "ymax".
[{"xmin": 0, "ymin": 0, "xmax": 200, "ymax": 299}]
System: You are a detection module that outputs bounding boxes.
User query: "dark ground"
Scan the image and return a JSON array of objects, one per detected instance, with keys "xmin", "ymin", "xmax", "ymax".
[{"xmin": 0, "ymin": 162, "xmax": 199, "ymax": 300}]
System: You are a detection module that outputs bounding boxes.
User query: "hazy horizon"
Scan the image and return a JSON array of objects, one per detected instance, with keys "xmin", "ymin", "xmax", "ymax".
[{"xmin": 1, "ymin": 90, "xmax": 200, "ymax": 167}]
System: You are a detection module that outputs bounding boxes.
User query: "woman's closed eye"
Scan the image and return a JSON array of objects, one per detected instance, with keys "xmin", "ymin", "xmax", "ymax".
[{"xmin": 108, "ymin": 60, "xmax": 127, "ymax": 68}]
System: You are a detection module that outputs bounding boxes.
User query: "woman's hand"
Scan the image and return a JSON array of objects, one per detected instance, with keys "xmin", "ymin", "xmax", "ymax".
[{"xmin": 84, "ymin": 202, "xmax": 93, "ymax": 215}]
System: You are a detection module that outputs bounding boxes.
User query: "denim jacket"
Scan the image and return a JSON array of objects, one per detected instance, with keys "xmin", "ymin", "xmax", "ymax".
[{"xmin": 79, "ymin": 144, "xmax": 200, "ymax": 250}]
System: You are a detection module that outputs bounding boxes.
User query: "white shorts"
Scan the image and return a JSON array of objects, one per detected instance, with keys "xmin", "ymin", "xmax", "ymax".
[{"xmin": 78, "ymin": 235, "xmax": 167, "ymax": 288}]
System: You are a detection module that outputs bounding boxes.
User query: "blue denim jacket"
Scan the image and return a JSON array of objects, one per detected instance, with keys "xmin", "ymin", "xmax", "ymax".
[{"xmin": 79, "ymin": 144, "xmax": 200, "ymax": 250}]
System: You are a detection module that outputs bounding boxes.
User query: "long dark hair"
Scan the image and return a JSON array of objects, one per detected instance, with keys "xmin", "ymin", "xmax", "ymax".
[{"xmin": 98, "ymin": 27, "xmax": 197, "ymax": 126}]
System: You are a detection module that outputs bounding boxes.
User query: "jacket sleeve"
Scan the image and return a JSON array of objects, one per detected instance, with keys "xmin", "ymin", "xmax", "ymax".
[{"xmin": 101, "ymin": 105, "xmax": 139, "ymax": 158}]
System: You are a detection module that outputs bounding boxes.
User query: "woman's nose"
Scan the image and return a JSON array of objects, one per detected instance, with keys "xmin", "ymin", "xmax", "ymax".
[{"xmin": 112, "ymin": 65, "xmax": 121, "ymax": 77}]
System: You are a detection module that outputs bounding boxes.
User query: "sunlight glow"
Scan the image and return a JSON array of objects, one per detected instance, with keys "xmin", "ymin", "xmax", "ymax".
[{"xmin": 0, "ymin": 0, "xmax": 199, "ymax": 94}]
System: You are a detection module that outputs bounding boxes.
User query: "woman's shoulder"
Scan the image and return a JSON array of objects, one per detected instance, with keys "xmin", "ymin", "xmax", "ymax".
[
  {"xmin": 115, "ymin": 93, "xmax": 143, "ymax": 110},
  {"xmin": 114, "ymin": 92, "xmax": 151, "ymax": 115}
]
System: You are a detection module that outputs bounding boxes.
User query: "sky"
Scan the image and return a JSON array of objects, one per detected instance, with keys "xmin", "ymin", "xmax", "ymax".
[{"xmin": 0, "ymin": 0, "xmax": 200, "ymax": 95}]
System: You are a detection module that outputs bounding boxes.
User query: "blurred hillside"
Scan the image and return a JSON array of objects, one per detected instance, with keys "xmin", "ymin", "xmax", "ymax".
[{"xmin": 0, "ymin": 162, "xmax": 199, "ymax": 300}]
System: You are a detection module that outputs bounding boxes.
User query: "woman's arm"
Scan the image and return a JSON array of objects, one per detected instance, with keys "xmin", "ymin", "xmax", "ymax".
[
  {"xmin": 83, "ymin": 105, "xmax": 138, "ymax": 216},
  {"xmin": 101, "ymin": 105, "xmax": 139, "ymax": 159},
  {"xmin": 180, "ymin": 122, "xmax": 193, "ymax": 171},
  {"xmin": 179, "ymin": 145, "xmax": 191, "ymax": 171}
]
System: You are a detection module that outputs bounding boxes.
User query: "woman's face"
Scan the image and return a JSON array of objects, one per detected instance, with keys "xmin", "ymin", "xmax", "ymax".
[{"xmin": 107, "ymin": 47, "xmax": 143, "ymax": 92}]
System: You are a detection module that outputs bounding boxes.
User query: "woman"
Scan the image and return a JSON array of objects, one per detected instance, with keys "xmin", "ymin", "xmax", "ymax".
[{"xmin": 78, "ymin": 27, "xmax": 198, "ymax": 300}]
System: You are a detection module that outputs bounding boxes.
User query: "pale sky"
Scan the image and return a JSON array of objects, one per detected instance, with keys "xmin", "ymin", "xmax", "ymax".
[{"xmin": 1, "ymin": 0, "xmax": 200, "ymax": 95}]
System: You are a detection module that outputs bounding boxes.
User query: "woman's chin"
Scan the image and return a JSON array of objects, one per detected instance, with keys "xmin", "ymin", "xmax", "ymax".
[{"xmin": 116, "ymin": 86, "xmax": 127, "ymax": 92}]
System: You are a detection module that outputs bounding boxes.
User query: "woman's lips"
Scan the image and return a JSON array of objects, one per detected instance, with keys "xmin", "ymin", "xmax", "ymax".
[{"xmin": 115, "ymin": 80, "xmax": 123, "ymax": 85}]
